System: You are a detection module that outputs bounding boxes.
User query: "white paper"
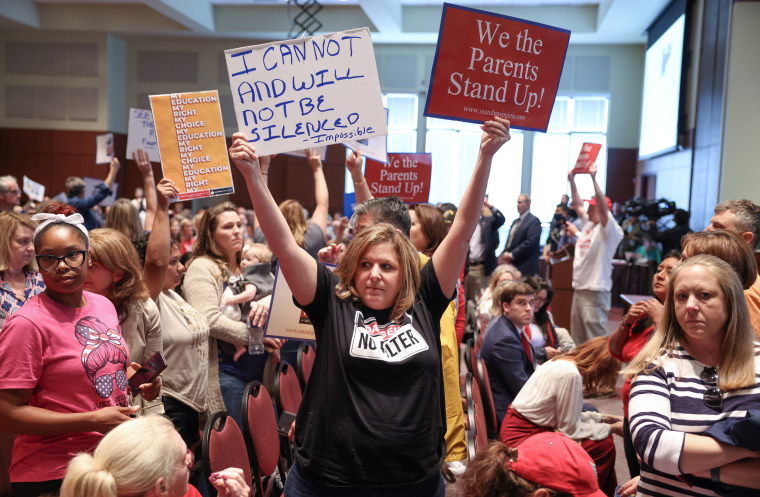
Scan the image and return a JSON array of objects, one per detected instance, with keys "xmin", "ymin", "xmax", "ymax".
[
  {"xmin": 343, "ymin": 108, "xmax": 388, "ymax": 163},
  {"xmin": 225, "ymin": 27, "xmax": 387, "ymax": 156},
  {"xmin": 126, "ymin": 108, "xmax": 161, "ymax": 163},
  {"xmin": 22, "ymin": 175, "xmax": 45, "ymax": 202},
  {"xmin": 620, "ymin": 294, "xmax": 652, "ymax": 306},
  {"xmin": 83, "ymin": 177, "xmax": 118, "ymax": 207},
  {"xmin": 95, "ymin": 133, "xmax": 114, "ymax": 164},
  {"xmin": 281, "ymin": 145, "xmax": 328, "ymax": 161}
]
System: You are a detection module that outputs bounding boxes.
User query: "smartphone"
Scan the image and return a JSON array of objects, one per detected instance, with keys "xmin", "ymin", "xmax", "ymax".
[
  {"xmin": 277, "ymin": 411, "xmax": 297, "ymax": 435},
  {"xmin": 127, "ymin": 351, "xmax": 167, "ymax": 396}
]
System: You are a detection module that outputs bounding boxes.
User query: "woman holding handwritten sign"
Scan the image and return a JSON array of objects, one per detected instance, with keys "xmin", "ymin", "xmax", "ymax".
[{"xmin": 229, "ymin": 117, "xmax": 510, "ymax": 496}]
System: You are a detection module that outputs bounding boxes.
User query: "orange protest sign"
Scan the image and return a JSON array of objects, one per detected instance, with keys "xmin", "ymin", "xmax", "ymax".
[
  {"xmin": 150, "ymin": 90, "xmax": 234, "ymax": 201},
  {"xmin": 571, "ymin": 142, "xmax": 602, "ymax": 174}
]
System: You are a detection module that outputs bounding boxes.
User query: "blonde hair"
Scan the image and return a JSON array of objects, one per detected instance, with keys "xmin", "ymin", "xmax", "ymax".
[
  {"xmin": 245, "ymin": 243, "xmax": 272, "ymax": 264},
  {"xmin": 0, "ymin": 211, "xmax": 38, "ymax": 272},
  {"xmin": 335, "ymin": 223, "xmax": 420, "ymax": 323},
  {"xmin": 487, "ymin": 265, "xmax": 518, "ymax": 316},
  {"xmin": 279, "ymin": 199, "xmax": 308, "ymax": 247},
  {"xmin": 557, "ymin": 337, "xmax": 620, "ymax": 395},
  {"xmin": 105, "ymin": 198, "xmax": 143, "ymax": 240},
  {"xmin": 625, "ymin": 255, "xmax": 756, "ymax": 391},
  {"xmin": 61, "ymin": 417, "xmax": 179, "ymax": 497},
  {"xmin": 88, "ymin": 228, "xmax": 150, "ymax": 322}
]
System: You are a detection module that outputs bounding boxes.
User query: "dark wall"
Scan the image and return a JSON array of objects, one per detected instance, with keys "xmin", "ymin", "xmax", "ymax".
[{"xmin": 605, "ymin": 147, "xmax": 637, "ymax": 204}]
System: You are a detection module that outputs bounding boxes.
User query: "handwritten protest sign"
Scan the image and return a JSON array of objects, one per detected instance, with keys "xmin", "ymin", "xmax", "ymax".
[
  {"xmin": 282, "ymin": 145, "xmax": 328, "ymax": 161},
  {"xmin": 343, "ymin": 108, "xmax": 388, "ymax": 163},
  {"xmin": 126, "ymin": 108, "xmax": 161, "ymax": 163},
  {"xmin": 365, "ymin": 153, "xmax": 432, "ymax": 203},
  {"xmin": 95, "ymin": 133, "xmax": 114, "ymax": 164},
  {"xmin": 224, "ymin": 27, "xmax": 387, "ymax": 156},
  {"xmin": 22, "ymin": 176, "xmax": 45, "ymax": 202},
  {"xmin": 571, "ymin": 142, "xmax": 602, "ymax": 174},
  {"xmin": 83, "ymin": 177, "xmax": 118, "ymax": 207},
  {"xmin": 150, "ymin": 90, "xmax": 234, "ymax": 201},
  {"xmin": 425, "ymin": 3, "xmax": 570, "ymax": 132}
]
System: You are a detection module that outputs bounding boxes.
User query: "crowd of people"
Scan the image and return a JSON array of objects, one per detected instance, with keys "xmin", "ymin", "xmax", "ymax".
[{"xmin": 0, "ymin": 114, "xmax": 759, "ymax": 497}]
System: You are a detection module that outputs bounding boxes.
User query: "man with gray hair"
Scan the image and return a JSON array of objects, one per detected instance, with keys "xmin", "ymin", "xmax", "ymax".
[
  {"xmin": 0, "ymin": 176, "xmax": 21, "ymax": 212},
  {"xmin": 65, "ymin": 157, "xmax": 120, "ymax": 230},
  {"xmin": 706, "ymin": 198, "xmax": 760, "ymax": 335}
]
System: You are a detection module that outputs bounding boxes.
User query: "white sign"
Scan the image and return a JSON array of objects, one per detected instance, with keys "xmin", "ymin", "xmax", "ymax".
[
  {"xmin": 281, "ymin": 145, "xmax": 328, "ymax": 161},
  {"xmin": 126, "ymin": 108, "xmax": 161, "ymax": 163},
  {"xmin": 22, "ymin": 175, "xmax": 45, "ymax": 202},
  {"xmin": 224, "ymin": 27, "xmax": 387, "ymax": 156},
  {"xmin": 343, "ymin": 109, "xmax": 388, "ymax": 163},
  {"xmin": 83, "ymin": 177, "xmax": 118, "ymax": 207},
  {"xmin": 95, "ymin": 133, "xmax": 114, "ymax": 164}
]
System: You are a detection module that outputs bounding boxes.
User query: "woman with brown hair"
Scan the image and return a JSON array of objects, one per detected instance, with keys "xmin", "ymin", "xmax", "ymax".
[
  {"xmin": 408, "ymin": 203, "xmax": 448, "ymax": 258},
  {"xmin": 105, "ymin": 199, "xmax": 143, "ymax": 240},
  {"xmin": 499, "ymin": 337, "xmax": 622, "ymax": 496}
]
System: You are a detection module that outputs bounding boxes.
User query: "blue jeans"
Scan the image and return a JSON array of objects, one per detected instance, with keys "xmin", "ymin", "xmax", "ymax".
[
  {"xmin": 284, "ymin": 461, "xmax": 445, "ymax": 497},
  {"xmin": 218, "ymin": 370, "xmax": 247, "ymax": 429}
]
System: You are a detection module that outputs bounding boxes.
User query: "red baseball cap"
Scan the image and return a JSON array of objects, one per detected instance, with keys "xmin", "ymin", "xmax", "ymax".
[
  {"xmin": 506, "ymin": 432, "xmax": 606, "ymax": 497},
  {"xmin": 585, "ymin": 196, "xmax": 613, "ymax": 211}
]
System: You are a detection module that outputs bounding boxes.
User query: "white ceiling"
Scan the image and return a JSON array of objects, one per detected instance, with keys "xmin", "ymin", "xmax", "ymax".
[{"xmin": 0, "ymin": 0, "xmax": 670, "ymax": 45}]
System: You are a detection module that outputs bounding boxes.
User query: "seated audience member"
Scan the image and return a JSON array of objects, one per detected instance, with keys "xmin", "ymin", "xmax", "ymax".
[
  {"xmin": 634, "ymin": 232, "xmax": 661, "ymax": 263},
  {"xmin": 66, "ymin": 157, "xmax": 120, "ymax": 231},
  {"xmin": 459, "ymin": 434, "xmax": 606, "ymax": 497},
  {"xmin": 0, "ymin": 176, "xmax": 22, "ymax": 212},
  {"xmin": 499, "ymin": 337, "xmax": 622, "ymax": 496},
  {"xmin": 480, "ymin": 281, "xmax": 536, "ymax": 426},
  {"xmin": 607, "ymin": 250, "xmax": 680, "ymax": 477},
  {"xmin": 627, "ymin": 255, "xmax": 760, "ymax": 495},
  {"xmin": 524, "ymin": 276, "xmax": 574, "ymax": 364},
  {"xmin": 60, "ymin": 416, "xmax": 249, "ymax": 497}
]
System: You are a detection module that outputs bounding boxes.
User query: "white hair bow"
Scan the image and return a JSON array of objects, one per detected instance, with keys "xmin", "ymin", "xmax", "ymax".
[{"xmin": 31, "ymin": 212, "xmax": 89, "ymax": 246}]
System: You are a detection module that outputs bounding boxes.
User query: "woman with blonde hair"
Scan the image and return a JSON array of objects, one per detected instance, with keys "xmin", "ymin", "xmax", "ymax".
[
  {"xmin": 60, "ymin": 416, "xmax": 249, "ymax": 497},
  {"xmin": 105, "ymin": 199, "xmax": 143, "ymax": 240},
  {"xmin": 0, "ymin": 211, "xmax": 44, "ymax": 329},
  {"xmin": 85, "ymin": 228, "xmax": 163, "ymax": 415},
  {"xmin": 229, "ymin": 116, "xmax": 511, "ymax": 495},
  {"xmin": 627, "ymin": 254, "xmax": 760, "ymax": 494},
  {"xmin": 499, "ymin": 336, "xmax": 622, "ymax": 496},
  {"xmin": 477, "ymin": 265, "xmax": 518, "ymax": 334}
]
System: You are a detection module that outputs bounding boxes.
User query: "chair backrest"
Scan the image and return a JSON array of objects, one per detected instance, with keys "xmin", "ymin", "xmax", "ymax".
[
  {"xmin": 203, "ymin": 411, "xmax": 252, "ymax": 497},
  {"xmin": 465, "ymin": 373, "xmax": 488, "ymax": 458},
  {"xmin": 242, "ymin": 381, "xmax": 282, "ymax": 496},
  {"xmin": 464, "ymin": 338, "xmax": 473, "ymax": 374},
  {"xmin": 469, "ymin": 338, "xmax": 480, "ymax": 377},
  {"xmin": 476, "ymin": 358, "xmax": 499, "ymax": 438},
  {"xmin": 274, "ymin": 361, "xmax": 302, "ymax": 416},
  {"xmin": 296, "ymin": 342, "xmax": 315, "ymax": 391}
]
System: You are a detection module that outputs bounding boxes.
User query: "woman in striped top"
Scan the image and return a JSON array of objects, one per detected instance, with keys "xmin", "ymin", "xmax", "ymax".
[{"xmin": 626, "ymin": 254, "xmax": 760, "ymax": 496}]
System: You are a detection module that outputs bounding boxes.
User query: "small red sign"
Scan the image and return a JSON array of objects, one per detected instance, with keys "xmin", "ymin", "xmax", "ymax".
[
  {"xmin": 364, "ymin": 153, "xmax": 432, "ymax": 204},
  {"xmin": 424, "ymin": 3, "xmax": 570, "ymax": 132},
  {"xmin": 571, "ymin": 142, "xmax": 602, "ymax": 174}
]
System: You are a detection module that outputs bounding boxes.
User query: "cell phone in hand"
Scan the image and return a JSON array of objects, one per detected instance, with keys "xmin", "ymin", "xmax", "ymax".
[
  {"xmin": 127, "ymin": 351, "xmax": 167, "ymax": 396},
  {"xmin": 277, "ymin": 411, "xmax": 297, "ymax": 435}
]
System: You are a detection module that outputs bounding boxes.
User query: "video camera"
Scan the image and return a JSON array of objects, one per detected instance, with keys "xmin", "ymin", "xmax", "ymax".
[{"xmin": 622, "ymin": 197, "xmax": 676, "ymax": 221}]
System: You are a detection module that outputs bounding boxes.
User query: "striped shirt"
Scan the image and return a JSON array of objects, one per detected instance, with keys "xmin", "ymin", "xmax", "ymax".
[{"xmin": 629, "ymin": 342, "xmax": 760, "ymax": 496}]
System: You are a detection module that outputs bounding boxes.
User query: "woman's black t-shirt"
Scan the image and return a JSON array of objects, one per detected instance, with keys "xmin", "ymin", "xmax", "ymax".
[{"xmin": 293, "ymin": 260, "xmax": 450, "ymax": 487}]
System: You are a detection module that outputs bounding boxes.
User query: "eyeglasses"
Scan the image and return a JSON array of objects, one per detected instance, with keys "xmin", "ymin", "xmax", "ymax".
[
  {"xmin": 3, "ymin": 189, "xmax": 21, "ymax": 195},
  {"xmin": 700, "ymin": 366, "xmax": 723, "ymax": 410},
  {"xmin": 36, "ymin": 250, "xmax": 87, "ymax": 271},
  {"xmin": 94, "ymin": 369, "xmax": 127, "ymax": 398},
  {"xmin": 176, "ymin": 448, "xmax": 194, "ymax": 471}
]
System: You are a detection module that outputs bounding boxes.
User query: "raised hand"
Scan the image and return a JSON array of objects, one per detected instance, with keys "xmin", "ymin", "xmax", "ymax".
[
  {"xmin": 155, "ymin": 177, "xmax": 178, "ymax": 209},
  {"xmin": 480, "ymin": 117, "xmax": 511, "ymax": 156},
  {"xmin": 132, "ymin": 148, "xmax": 152, "ymax": 177},
  {"xmin": 229, "ymin": 132, "xmax": 260, "ymax": 177},
  {"xmin": 346, "ymin": 149, "xmax": 363, "ymax": 176},
  {"xmin": 305, "ymin": 148, "xmax": 322, "ymax": 171}
]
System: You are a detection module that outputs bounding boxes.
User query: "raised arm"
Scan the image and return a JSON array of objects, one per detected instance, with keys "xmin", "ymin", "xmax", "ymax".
[
  {"xmin": 104, "ymin": 157, "xmax": 120, "ymax": 190},
  {"xmin": 346, "ymin": 150, "xmax": 372, "ymax": 203},
  {"xmin": 432, "ymin": 117, "xmax": 511, "ymax": 297},
  {"xmin": 588, "ymin": 165, "xmax": 609, "ymax": 227},
  {"xmin": 305, "ymin": 148, "xmax": 329, "ymax": 234},
  {"xmin": 229, "ymin": 133, "xmax": 317, "ymax": 306},
  {"xmin": 133, "ymin": 149, "xmax": 158, "ymax": 231},
  {"xmin": 144, "ymin": 178, "xmax": 178, "ymax": 301},
  {"xmin": 568, "ymin": 171, "xmax": 586, "ymax": 221}
]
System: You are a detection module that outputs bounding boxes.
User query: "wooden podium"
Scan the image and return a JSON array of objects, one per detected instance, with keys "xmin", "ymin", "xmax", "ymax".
[{"xmin": 549, "ymin": 258, "xmax": 573, "ymax": 330}]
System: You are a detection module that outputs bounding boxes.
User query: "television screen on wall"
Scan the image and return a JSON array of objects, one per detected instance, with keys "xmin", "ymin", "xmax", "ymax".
[{"xmin": 638, "ymin": 0, "xmax": 688, "ymax": 160}]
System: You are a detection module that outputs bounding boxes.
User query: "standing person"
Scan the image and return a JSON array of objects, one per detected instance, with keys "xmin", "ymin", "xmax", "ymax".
[
  {"xmin": 229, "ymin": 116, "xmax": 511, "ymax": 495},
  {"xmin": 0, "ymin": 212, "xmax": 45, "ymax": 329},
  {"xmin": 480, "ymin": 281, "xmax": 536, "ymax": 426},
  {"xmin": 647, "ymin": 207, "xmax": 691, "ymax": 254},
  {"xmin": 465, "ymin": 196, "xmax": 505, "ymax": 303},
  {"xmin": 566, "ymin": 165, "xmax": 623, "ymax": 345},
  {"xmin": 183, "ymin": 202, "xmax": 282, "ymax": 428},
  {"xmin": 65, "ymin": 157, "xmax": 121, "ymax": 231},
  {"xmin": 627, "ymin": 255, "xmax": 760, "ymax": 495},
  {"xmin": 499, "ymin": 194, "xmax": 541, "ymax": 277},
  {"xmin": 178, "ymin": 219, "xmax": 195, "ymax": 255},
  {"xmin": 542, "ymin": 204, "xmax": 581, "ymax": 263},
  {"xmin": 0, "ymin": 206, "xmax": 158, "ymax": 497},
  {"xmin": 0, "ymin": 176, "xmax": 22, "ymax": 212},
  {"xmin": 607, "ymin": 250, "xmax": 680, "ymax": 478}
]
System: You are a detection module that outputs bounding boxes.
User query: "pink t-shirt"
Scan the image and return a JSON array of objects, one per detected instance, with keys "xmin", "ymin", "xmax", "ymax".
[{"xmin": 0, "ymin": 291, "xmax": 129, "ymax": 483}]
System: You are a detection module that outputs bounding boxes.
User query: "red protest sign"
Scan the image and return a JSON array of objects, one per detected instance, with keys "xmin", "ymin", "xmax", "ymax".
[
  {"xmin": 425, "ymin": 3, "xmax": 570, "ymax": 132},
  {"xmin": 571, "ymin": 142, "xmax": 602, "ymax": 174},
  {"xmin": 365, "ymin": 153, "xmax": 431, "ymax": 203}
]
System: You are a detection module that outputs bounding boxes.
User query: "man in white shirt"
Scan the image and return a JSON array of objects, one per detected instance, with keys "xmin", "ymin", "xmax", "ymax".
[{"xmin": 565, "ymin": 165, "xmax": 623, "ymax": 344}]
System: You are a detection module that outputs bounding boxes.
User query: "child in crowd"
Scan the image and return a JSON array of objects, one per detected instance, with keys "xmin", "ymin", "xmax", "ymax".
[{"xmin": 220, "ymin": 243, "xmax": 275, "ymax": 361}]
